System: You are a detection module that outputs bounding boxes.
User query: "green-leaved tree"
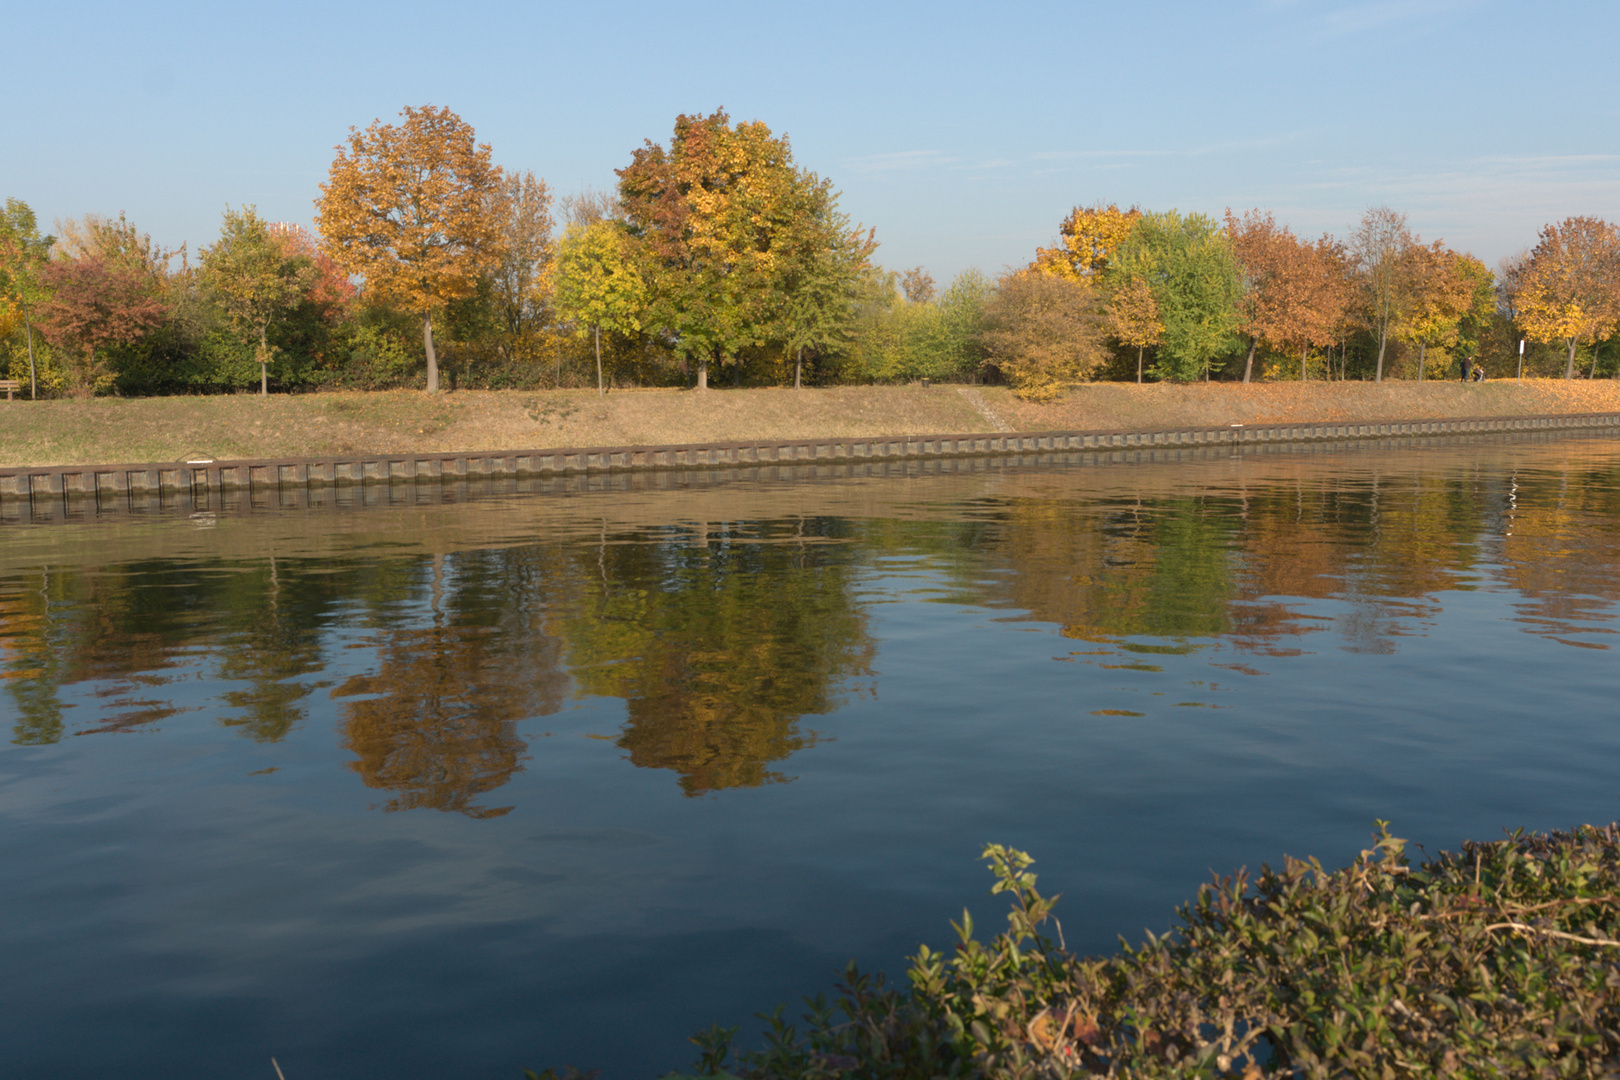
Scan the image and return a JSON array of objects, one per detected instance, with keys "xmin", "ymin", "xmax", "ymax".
[
  {"xmin": 1110, "ymin": 211, "xmax": 1242, "ymax": 382},
  {"xmin": 199, "ymin": 207, "xmax": 317, "ymax": 395}
]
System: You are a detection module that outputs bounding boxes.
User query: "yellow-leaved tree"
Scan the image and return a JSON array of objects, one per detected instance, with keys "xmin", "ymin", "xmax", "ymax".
[
  {"xmin": 1032, "ymin": 203, "xmax": 1142, "ymax": 286},
  {"xmin": 1394, "ymin": 242, "xmax": 1476, "ymax": 381},
  {"xmin": 315, "ymin": 105, "xmax": 505, "ymax": 392},
  {"xmin": 553, "ymin": 219, "xmax": 648, "ymax": 396},
  {"xmin": 1106, "ymin": 276, "xmax": 1161, "ymax": 383},
  {"xmin": 981, "ymin": 269, "xmax": 1107, "ymax": 400},
  {"xmin": 1517, "ymin": 217, "xmax": 1620, "ymax": 379}
]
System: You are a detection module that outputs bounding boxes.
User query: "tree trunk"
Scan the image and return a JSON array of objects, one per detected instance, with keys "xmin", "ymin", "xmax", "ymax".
[
  {"xmin": 795, "ymin": 346, "xmax": 802, "ymax": 389},
  {"xmin": 423, "ymin": 311, "xmax": 439, "ymax": 393},
  {"xmin": 1566, "ymin": 338, "xmax": 1577, "ymax": 379},
  {"xmin": 1136, "ymin": 346, "xmax": 1144, "ymax": 384},
  {"xmin": 24, "ymin": 310, "xmax": 36, "ymax": 399},
  {"xmin": 1375, "ymin": 329, "xmax": 1387, "ymax": 382},
  {"xmin": 1590, "ymin": 341, "xmax": 1601, "ymax": 379},
  {"xmin": 696, "ymin": 357, "xmax": 708, "ymax": 391},
  {"xmin": 259, "ymin": 326, "xmax": 269, "ymax": 397},
  {"xmin": 1301, "ymin": 345, "xmax": 1308, "ymax": 382},
  {"xmin": 1417, "ymin": 341, "xmax": 1425, "ymax": 382},
  {"xmin": 594, "ymin": 324, "xmax": 603, "ymax": 396},
  {"xmin": 1243, "ymin": 337, "xmax": 1256, "ymax": 383}
]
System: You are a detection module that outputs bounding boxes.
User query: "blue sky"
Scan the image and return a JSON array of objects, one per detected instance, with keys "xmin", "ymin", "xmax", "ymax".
[{"xmin": 6, "ymin": 0, "xmax": 1616, "ymax": 282}]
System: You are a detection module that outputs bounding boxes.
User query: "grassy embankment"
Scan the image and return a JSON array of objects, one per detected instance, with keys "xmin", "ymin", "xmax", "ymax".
[{"xmin": 4, "ymin": 380, "xmax": 1620, "ymax": 468}]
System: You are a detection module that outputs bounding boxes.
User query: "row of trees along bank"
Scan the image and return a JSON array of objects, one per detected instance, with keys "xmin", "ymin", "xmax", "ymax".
[{"xmin": 3, "ymin": 106, "xmax": 1619, "ymax": 400}]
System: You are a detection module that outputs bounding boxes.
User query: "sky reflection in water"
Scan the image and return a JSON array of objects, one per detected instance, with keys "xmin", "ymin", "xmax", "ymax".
[{"xmin": 2, "ymin": 435, "xmax": 1618, "ymax": 1078}]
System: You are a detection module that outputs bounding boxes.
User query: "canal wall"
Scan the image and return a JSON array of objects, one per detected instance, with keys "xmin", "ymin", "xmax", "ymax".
[{"xmin": 3, "ymin": 411, "xmax": 1619, "ymax": 514}]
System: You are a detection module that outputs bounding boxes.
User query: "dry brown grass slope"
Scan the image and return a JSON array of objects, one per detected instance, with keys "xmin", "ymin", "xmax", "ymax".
[{"xmin": 3, "ymin": 381, "xmax": 1619, "ymax": 468}]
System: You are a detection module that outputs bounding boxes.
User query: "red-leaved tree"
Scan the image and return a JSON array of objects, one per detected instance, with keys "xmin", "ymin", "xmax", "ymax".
[{"xmin": 36, "ymin": 257, "xmax": 167, "ymax": 397}]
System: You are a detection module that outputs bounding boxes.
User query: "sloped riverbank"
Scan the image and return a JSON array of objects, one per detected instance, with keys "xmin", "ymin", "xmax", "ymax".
[{"xmin": 5, "ymin": 380, "xmax": 1620, "ymax": 468}]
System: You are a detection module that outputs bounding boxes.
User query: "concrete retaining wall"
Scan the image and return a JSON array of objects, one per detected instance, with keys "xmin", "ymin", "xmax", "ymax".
[{"xmin": 3, "ymin": 412, "xmax": 1618, "ymax": 508}]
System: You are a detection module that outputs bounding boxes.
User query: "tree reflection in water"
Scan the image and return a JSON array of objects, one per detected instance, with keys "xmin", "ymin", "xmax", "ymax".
[
  {"xmin": 335, "ymin": 550, "xmax": 570, "ymax": 817},
  {"xmin": 560, "ymin": 517, "xmax": 874, "ymax": 796},
  {"xmin": 5, "ymin": 443, "xmax": 1620, "ymax": 816}
]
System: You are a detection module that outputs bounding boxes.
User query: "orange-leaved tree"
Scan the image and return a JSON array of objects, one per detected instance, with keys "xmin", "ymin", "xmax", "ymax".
[
  {"xmin": 315, "ymin": 105, "xmax": 506, "ymax": 392},
  {"xmin": 1228, "ymin": 210, "xmax": 1298, "ymax": 382},
  {"xmin": 1226, "ymin": 209, "xmax": 1350, "ymax": 382},
  {"xmin": 1105, "ymin": 276, "xmax": 1161, "ymax": 383},
  {"xmin": 1517, "ymin": 216, "xmax": 1620, "ymax": 379}
]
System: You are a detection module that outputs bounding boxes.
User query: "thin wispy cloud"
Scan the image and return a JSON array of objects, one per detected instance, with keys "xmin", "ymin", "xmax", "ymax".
[
  {"xmin": 1246, "ymin": 153, "xmax": 1620, "ymax": 260},
  {"xmin": 1031, "ymin": 150, "xmax": 1175, "ymax": 162},
  {"xmin": 1032, "ymin": 132, "xmax": 1310, "ymax": 166},
  {"xmin": 844, "ymin": 150, "xmax": 957, "ymax": 174},
  {"xmin": 1284, "ymin": 0, "xmax": 1486, "ymax": 43}
]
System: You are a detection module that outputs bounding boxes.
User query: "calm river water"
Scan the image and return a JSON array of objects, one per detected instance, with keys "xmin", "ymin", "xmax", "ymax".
[{"xmin": 4, "ymin": 435, "xmax": 1619, "ymax": 1078}]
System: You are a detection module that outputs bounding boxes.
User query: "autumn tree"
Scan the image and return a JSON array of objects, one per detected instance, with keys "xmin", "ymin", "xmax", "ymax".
[
  {"xmin": 553, "ymin": 220, "xmax": 647, "ymax": 395},
  {"xmin": 269, "ymin": 223, "xmax": 358, "ymax": 313},
  {"xmin": 1350, "ymin": 206, "xmax": 1415, "ymax": 382},
  {"xmin": 35, "ymin": 257, "xmax": 167, "ymax": 396},
  {"xmin": 1298, "ymin": 237, "xmax": 1355, "ymax": 380},
  {"xmin": 618, "ymin": 109, "xmax": 868, "ymax": 390},
  {"xmin": 559, "ymin": 522, "xmax": 873, "ymax": 796},
  {"xmin": 1318, "ymin": 237, "xmax": 1361, "ymax": 380},
  {"xmin": 562, "ymin": 188, "xmax": 621, "ymax": 228},
  {"xmin": 52, "ymin": 211, "xmax": 178, "ymax": 277},
  {"xmin": 901, "ymin": 267, "xmax": 935, "ymax": 303},
  {"xmin": 0, "ymin": 198, "xmax": 53, "ymax": 398},
  {"xmin": 1495, "ymin": 249, "xmax": 1529, "ymax": 325},
  {"xmin": 1032, "ymin": 203, "xmax": 1143, "ymax": 285},
  {"xmin": 1517, "ymin": 216, "xmax": 1620, "ymax": 379},
  {"xmin": 980, "ymin": 270, "xmax": 1107, "ymax": 399},
  {"xmin": 1393, "ymin": 242, "xmax": 1476, "ymax": 380},
  {"xmin": 1227, "ymin": 210, "xmax": 1354, "ymax": 382},
  {"xmin": 199, "ymin": 206, "xmax": 318, "ymax": 395},
  {"xmin": 1227, "ymin": 209, "xmax": 1294, "ymax": 383},
  {"xmin": 490, "ymin": 169, "xmax": 554, "ymax": 340},
  {"xmin": 1106, "ymin": 276, "xmax": 1161, "ymax": 383},
  {"xmin": 315, "ymin": 105, "xmax": 506, "ymax": 393},
  {"xmin": 1110, "ymin": 210, "xmax": 1242, "ymax": 382}
]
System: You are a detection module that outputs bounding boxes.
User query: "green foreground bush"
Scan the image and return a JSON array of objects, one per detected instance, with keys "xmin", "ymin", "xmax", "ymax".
[{"xmin": 550, "ymin": 822, "xmax": 1620, "ymax": 1078}]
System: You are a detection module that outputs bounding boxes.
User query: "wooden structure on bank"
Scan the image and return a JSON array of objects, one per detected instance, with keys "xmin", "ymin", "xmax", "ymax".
[{"xmin": 3, "ymin": 413, "xmax": 1618, "ymax": 516}]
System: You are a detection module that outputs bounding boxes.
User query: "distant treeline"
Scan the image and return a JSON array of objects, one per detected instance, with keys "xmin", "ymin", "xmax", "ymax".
[{"xmin": 3, "ymin": 106, "xmax": 1617, "ymax": 400}]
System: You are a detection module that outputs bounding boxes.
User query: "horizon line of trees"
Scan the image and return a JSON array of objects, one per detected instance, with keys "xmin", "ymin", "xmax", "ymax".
[{"xmin": 4, "ymin": 105, "xmax": 1618, "ymax": 402}]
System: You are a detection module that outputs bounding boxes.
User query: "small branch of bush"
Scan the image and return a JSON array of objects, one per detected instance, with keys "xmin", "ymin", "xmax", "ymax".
[{"xmin": 533, "ymin": 821, "xmax": 1620, "ymax": 1078}]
